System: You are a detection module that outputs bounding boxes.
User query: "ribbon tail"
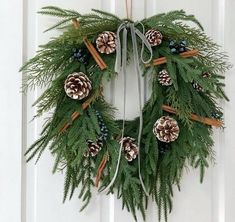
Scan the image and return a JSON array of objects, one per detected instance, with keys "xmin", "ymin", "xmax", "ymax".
[
  {"xmin": 101, "ymin": 22, "xmax": 150, "ymax": 196},
  {"xmin": 130, "ymin": 24, "xmax": 149, "ymax": 197},
  {"xmin": 115, "ymin": 23, "xmax": 126, "ymax": 73},
  {"xmin": 100, "ymin": 27, "xmax": 128, "ymax": 194},
  {"xmin": 134, "ymin": 22, "xmax": 153, "ymax": 64}
]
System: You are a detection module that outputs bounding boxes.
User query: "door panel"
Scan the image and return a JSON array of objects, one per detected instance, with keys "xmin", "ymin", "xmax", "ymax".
[{"xmin": 1, "ymin": 0, "xmax": 234, "ymax": 222}]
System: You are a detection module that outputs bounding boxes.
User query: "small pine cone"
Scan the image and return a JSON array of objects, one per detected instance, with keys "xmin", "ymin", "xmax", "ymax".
[
  {"xmin": 96, "ymin": 31, "xmax": 117, "ymax": 54},
  {"xmin": 145, "ymin": 29, "xmax": 163, "ymax": 47},
  {"xmin": 158, "ymin": 69, "xmax": 172, "ymax": 86},
  {"xmin": 84, "ymin": 139, "xmax": 103, "ymax": 157},
  {"xmin": 202, "ymin": 72, "xmax": 211, "ymax": 78},
  {"xmin": 64, "ymin": 72, "xmax": 92, "ymax": 100},
  {"xmin": 192, "ymin": 81, "xmax": 203, "ymax": 92},
  {"xmin": 153, "ymin": 116, "xmax": 180, "ymax": 143},
  {"xmin": 120, "ymin": 137, "xmax": 139, "ymax": 162}
]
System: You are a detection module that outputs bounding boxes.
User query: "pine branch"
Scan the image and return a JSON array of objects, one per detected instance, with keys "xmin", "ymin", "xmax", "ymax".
[
  {"xmin": 38, "ymin": 6, "xmax": 81, "ymax": 32},
  {"xmin": 142, "ymin": 10, "xmax": 203, "ymax": 30}
]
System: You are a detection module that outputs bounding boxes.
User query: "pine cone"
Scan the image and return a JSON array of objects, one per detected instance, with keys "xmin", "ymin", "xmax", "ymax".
[
  {"xmin": 192, "ymin": 81, "xmax": 203, "ymax": 92},
  {"xmin": 96, "ymin": 31, "xmax": 117, "ymax": 54},
  {"xmin": 64, "ymin": 72, "xmax": 92, "ymax": 100},
  {"xmin": 158, "ymin": 69, "xmax": 172, "ymax": 86},
  {"xmin": 192, "ymin": 72, "xmax": 210, "ymax": 92},
  {"xmin": 84, "ymin": 139, "xmax": 103, "ymax": 157},
  {"xmin": 120, "ymin": 137, "xmax": 138, "ymax": 162},
  {"xmin": 153, "ymin": 116, "xmax": 180, "ymax": 143},
  {"xmin": 145, "ymin": 29, "xmax": 163, "ymax": 47},
  {"xmin": 202, "ymin": 72, "xmax": 211, "ymax": 78}
]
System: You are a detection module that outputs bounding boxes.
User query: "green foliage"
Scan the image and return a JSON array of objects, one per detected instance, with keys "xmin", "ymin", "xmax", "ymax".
[
  {"xmin": 38, "ymin": 6, "xmax": 81, "ymax": 32},
  {"xmin": 21, "ymin": 7, "xmax": 230, "ymax": 222},
  {"xmin": 142, "ymin": 10, "xmax": 204, "ymax": 30}
]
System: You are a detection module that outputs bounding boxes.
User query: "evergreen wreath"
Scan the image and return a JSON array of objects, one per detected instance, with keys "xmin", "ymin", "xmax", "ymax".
[{"xmin": 21, "ymin": 6, "xmax": 231, "ymax": 221}]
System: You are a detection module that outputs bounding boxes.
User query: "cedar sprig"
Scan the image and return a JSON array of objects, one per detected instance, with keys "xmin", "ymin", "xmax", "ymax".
[
  {"xmin": 142, "ymin": 10, "xmax": 203, "ymax": 30},
  {"xmin": 38, "ymin": 6, "xmax": 81, "ymax": 32}
]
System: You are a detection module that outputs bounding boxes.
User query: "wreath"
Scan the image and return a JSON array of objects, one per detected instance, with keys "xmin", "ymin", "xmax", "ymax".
[{"xmin": 21, "ymin": 6, "xmax": 230, "ymax": 221}]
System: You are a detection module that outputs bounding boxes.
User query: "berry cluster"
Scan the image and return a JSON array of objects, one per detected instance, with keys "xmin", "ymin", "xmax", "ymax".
[
  {"xmin": 169, "ymin": 40, "xmax": 187, "ymax": 54},
  {"xmin": 158, "ymin": 141, "xmax": 171, "ymax": 154},
  {"xmin": 211, "ymin": 111, "xmax": 223, "ymax": 120},
  {"xmin": 95, "ymin": 110, "xmax": 108, "ymax": 141},
  {"xmin": 72, "ymin": 48, "xmax": 90, "ymax": 65}
]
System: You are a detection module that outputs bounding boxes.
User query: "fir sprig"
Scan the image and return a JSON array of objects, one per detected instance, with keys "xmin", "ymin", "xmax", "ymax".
[{"xmin": 38, "ymin": 6, "xmax": 81, "ymax": 32}]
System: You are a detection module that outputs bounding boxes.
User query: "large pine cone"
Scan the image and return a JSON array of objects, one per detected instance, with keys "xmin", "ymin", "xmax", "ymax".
[
  {"xmin": 96, "ymin": 31, "xmax": 117, "ymax": 54},
  {"xmin": 153, "ymin": 116, "xmax": 179, "ymax": 143},
  {"xmin": 145, "ymin": 29, "xmax": 163, "ymax": 47},
  {"xmin": 84, "ymin": 139, "xmax": 103, "ymax": 157},
  {"xmin": 120, "ymin": 137, "xmax": 139, "ymax": 162},
  {"xmin": 64, "ymin": 72, "xmax": 92, "ymax": 100},
  {"xmin": 158, "ymin": 69, "xmax": 172, "ymax": 86}
]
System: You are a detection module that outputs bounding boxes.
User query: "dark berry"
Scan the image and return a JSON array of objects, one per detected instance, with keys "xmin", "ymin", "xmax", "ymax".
[
  {"xmin": 180, "ymin": 40, "xmax": 187, "ymax": 46},
  {"xmin": 169, "ymin": 40, "xmax": 187, "ymax": 54},
  {"xmin": 169, "ymin": 40, "xmax": 175, "ymax": 46},
  {"xmin": 95, "ymin": 110, "xmax": 108, "ymax": 141},
  {"xmin": 158, "ymin": 141, "xmax": 171, "ymax": 154},
  {"xmin": 211, "ymin": 111, "xmax": 223, "ymax": 120},
  {"xmin": 72, "ymin": 48, "xmax": 90, "ymax": 65}
]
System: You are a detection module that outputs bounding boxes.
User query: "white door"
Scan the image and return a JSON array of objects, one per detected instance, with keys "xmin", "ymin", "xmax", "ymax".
[{"xmin": 1, "ymin": 0, "xmax": 235, "ymax": 222}]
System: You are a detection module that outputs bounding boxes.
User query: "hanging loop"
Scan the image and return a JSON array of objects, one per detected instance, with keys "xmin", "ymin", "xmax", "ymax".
[{"xmin": 125, "ymin": 0, "xmax": 133, "ymax": 19}]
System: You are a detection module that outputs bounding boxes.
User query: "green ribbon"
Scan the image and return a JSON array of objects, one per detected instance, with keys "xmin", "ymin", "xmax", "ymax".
[{"xmin": 101, "ymin": 21, "xmax": 152, "ymax": 196}]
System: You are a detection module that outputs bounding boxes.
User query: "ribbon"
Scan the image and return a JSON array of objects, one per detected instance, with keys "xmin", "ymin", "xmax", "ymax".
[{"xmin": 101, "ymin": 21, "xmax": 152, "ymax": 196}]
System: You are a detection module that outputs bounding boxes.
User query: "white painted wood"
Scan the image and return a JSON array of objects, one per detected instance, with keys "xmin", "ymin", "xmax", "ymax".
[
  {"xmin": 0, "ymin": 1, "xmax": 23, "ymax": 222},
  {"xmin": 211, "ymin": 1, "xmax": 226, "ymax": 222},
  {"xmin": 224, "ymin": 1, "xmax": 235, "ymax": 222},
  {"xmin": 1, "ymin": 0, "xmax": 235, "ymax": 221}
]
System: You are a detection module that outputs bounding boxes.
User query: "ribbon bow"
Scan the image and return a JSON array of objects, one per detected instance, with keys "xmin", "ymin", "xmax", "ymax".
[{"xmin": 101, "ymin": 21, "xmax": 153, "ymax": 196}]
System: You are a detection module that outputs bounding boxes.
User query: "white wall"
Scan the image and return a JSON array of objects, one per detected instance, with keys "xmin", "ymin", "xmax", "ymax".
[
  {"xmin": 0, "ymin": 0, "xmax": 235, "ymax": 222},
  {"xmin": 0, "ymin": 1, "xmax": 23, "ymax": 222}
]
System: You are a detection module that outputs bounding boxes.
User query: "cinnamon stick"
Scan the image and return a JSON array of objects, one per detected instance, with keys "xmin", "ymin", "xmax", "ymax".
[
  {"xmin": 83, "ymin": 38, "xmax": 107, "ymax": 70},
  {"xmin": 145, "ymin": 49, "xmax": 199, "ymax": 67},
  {"xmin": 161, "ymin": 104, "xmax": 223, "ymax": 127},
  {"xmin": 95, "ymin": 154, "xmax": 109, "ymax": 187},
  {"xmin": 72, "ymin": 19, "xmax": 107, "ymax": 70},
  {"xmin": 72, "ymin": 18, "xmax": 80, "ymax": 28},
  {"xmin": 59, "ymin": 99, "xmax": 93, "ymax": 133},
  {"xmin": 180, "ymin": 49, "xmax": 199, "ymax": 57}
]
